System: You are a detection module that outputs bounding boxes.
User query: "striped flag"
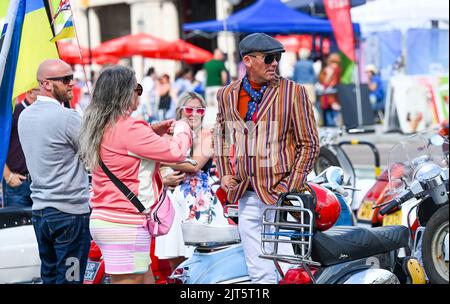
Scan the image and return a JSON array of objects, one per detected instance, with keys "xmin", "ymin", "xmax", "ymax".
[
  {"xmin": 0, "ymin": 0, "xmax": 59, "ymax": 176},
  {"xmin": 0, "ymin": 0, "xmax": 24, "ymax": 181},
  {"xmin": 50, "ymin": 14, "xmax": 74, "ymax": 42},
  {"xmin": 52, "ymin": 0, "xmax": 70, "ymax": 22}
]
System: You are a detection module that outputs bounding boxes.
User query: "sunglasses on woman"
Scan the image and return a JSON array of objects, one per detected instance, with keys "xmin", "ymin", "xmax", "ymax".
[
  {"xmin": 134, "ymin": 83, "xmax": 143, "ymax": 96},
  {"xmin": 248, "ymin": 52, "xmax": 282, "ymax": 64},
  {"xmin": 45, "ymin": 74, "xmax": 74, "ymax": 85},
  {"xmin": 182, "ymin": 106, "xmax": 205, "ymax": 116}
]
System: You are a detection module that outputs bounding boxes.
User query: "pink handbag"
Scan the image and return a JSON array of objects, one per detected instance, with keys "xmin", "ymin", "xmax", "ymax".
[
  {"xmin": 100, "ymin": 160, "xmax": 174, "ymax": 237},
  {"xmin": 145, "ymin": 188, "xmax": 175, "ymax": 237}
]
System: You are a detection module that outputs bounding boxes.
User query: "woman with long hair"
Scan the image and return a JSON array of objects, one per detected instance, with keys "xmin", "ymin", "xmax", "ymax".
[
  {"xmin": 156, "ymin": 92, "xmax": 226, "ymax": 270},
  {"xmin": 78, "ymin": 65, "xmax": 192, "ymax": 284}
]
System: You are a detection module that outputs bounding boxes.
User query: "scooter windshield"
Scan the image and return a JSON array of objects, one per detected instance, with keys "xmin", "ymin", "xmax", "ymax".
[{"xmin": 387, "ymin": 132, "xmax": 449, "ymax": 198}]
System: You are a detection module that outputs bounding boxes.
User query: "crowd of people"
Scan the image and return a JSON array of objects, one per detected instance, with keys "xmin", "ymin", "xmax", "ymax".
[{"xmin": 1, "ymin": 32, "xmax": 386, "ymax": 285}]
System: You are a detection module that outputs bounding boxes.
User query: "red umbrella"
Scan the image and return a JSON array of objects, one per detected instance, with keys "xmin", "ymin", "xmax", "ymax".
[
  {"xmin": 93, "ymin": 33, "xmax": 177, "ymax": 58},
  {"xmin": 149, "ymin": 39, "xmax": 213, "ymax": 64},
  {"xmin": 57, "ymin": 42, "xmax": 120, "ymax": 65},
  {"xmin": 57, "ymin": 41, "xmax": 91, "ymax": 65}
]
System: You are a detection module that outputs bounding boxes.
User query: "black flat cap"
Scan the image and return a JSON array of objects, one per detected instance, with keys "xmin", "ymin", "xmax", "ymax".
[{"xmin": 239, "ymin": 33, "xmax": 285, "ymax": 57}]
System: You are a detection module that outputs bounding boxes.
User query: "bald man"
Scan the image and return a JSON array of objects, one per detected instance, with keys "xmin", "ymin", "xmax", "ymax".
[{"xmin": 18, "ymin": 59, "xmax": 90, "ymax": 284}]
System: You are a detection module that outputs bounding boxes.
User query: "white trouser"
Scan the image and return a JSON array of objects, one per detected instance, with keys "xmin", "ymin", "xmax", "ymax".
[{"xmin": 238, "ymin": 191, "xmax": 294, "ymax": 284}]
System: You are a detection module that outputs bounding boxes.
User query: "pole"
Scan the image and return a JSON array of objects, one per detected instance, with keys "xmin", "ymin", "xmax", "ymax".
[
  {"xmin": 354, "ymin": 37, "xmax": 363, "ymax": 127},
  {"xmin": 85, "ymin": 7, "xmax": 93, "ymax": 81},
  {"xmin": 355, "ymin": 62, "xmax": 363, "ymax": 126},
  {"xmin": 222, "ymin": 1, "xmax": 231, "ymax": 78}
]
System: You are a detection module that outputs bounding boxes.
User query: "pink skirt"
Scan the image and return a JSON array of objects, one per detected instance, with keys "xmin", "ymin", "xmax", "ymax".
[{"xmin": 89, "ymin": 219, "xmax": 151, "ymax": 275}]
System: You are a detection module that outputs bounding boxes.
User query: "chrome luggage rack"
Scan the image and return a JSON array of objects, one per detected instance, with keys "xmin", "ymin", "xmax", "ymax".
[{"xmin": 260, "ymin": 194, "xmax": 321, "ymax": 280}]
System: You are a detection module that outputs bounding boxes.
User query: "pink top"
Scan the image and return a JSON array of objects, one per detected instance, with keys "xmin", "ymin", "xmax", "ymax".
[{"xmin": 90, "ymin": 117, "xmax": 192, "ymax": 225}]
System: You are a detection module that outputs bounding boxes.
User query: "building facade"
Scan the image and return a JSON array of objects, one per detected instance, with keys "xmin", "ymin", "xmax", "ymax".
[{"xmin": 70, "ymin": 0, "xmax": 251, "ymax": 81}]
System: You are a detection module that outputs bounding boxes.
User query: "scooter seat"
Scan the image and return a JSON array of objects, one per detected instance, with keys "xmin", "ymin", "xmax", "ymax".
[
  {"xmin": 0, "ymin": 207, "xmax": 33, "ymax": 230},
  {"xmin": 309, "ymin": 226, "xmax": 409, "ymax": 266},
  {"xmin": 182, "ymin": 221, "xmax": 241, "ymax": 246}
]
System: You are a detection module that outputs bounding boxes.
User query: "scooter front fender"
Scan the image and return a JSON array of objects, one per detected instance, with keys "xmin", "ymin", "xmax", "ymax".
[{"xmin": 176, "ymin": 243, "xmax": 250, "ymax": 284}]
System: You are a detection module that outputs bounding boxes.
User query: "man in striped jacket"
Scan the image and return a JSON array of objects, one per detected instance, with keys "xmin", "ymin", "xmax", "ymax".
[{"xmin": 214, "ymin": 33, "xmax": 320, "ymax": 283}]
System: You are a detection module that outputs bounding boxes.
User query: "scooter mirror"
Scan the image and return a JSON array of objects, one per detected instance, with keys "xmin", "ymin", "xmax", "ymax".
[
  {"xmin": 325, "ymin": 166, "xmax": 344, "ymax": 186},
  {"xmin": 430, "ymin": 134, "xmax": 445, "ymax": 147}
]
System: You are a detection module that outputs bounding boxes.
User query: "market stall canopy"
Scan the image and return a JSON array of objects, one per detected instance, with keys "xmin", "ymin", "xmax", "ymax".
[
  {"xmin": 275, "ymin": 34, "xmax": 330, "ymax": 54},
  {"xmin": 183, "ymin": 0, "xmax": 360, "ymax": 35},
  {"xmin": 351, "ymin": 0, "xmax": 449, "ymax": 33},
  {"xmin": 154, "ymin": 40, "xmax": 213, "ymax": 64},
  {"xmin": 93, "ymin": 33, "xmax": 178, "ymax": 58}
]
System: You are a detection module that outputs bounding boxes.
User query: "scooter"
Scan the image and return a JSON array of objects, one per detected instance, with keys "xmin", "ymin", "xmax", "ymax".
[
  {"xmin": 356, "ymin": 122, "xmax": 449, "ymax": 229},
  {"xmin": 0, "ymin": 206, "xmax": 41, "ymax": 283},
  {"xmin": 317, "ymin": 127, "xmax": 381, "ymax": 211},
  {"xmin": 374, "ymin": 132, "xmax": 449, "ymax": 284},
  {"xmin": 260, "ymin": 190, "xmax": 426, "ymax": 284},
  {"xmin": 167, "ymin": 166, "xmax": 356, "ymax": 284}
]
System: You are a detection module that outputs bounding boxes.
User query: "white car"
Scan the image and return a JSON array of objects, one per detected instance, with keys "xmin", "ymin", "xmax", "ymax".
[{"xmin": 0, "ymin": 207, "xmax": 41, "ymax": 283}]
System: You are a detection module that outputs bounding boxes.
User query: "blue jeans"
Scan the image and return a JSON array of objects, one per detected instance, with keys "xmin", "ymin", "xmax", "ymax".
[
  {"xmin": 32, "ymin": 208, "xmax": 91, "ymax": 284},
  {"xmin": 2, "ymin": 179, "xmax": 33, "ymax": 207}
]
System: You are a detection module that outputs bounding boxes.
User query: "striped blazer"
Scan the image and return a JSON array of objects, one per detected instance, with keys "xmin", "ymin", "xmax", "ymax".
[{"xmin": 213, "ymin": 76, "xmax": 320, "ymax": 205}]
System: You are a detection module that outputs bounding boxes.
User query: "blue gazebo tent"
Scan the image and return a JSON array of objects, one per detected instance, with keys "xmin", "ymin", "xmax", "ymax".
[{"xmin": 183, "ymin": 0, "xmax": 360, "ymax": 35}]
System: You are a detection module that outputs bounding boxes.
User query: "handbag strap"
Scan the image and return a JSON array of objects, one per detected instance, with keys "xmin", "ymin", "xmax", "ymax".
[{"xmin": 99, "ymin": 160, "xmax": 146, "ymax": 213}]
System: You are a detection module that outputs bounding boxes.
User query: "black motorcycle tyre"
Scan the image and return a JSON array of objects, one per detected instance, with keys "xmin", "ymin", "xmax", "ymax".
[
  {"xmin": 422, "ymin": 204, "xmax": 449, "ymax": 284},
  {"xmin": 314, "ymin": 146, "xmax": 341, "ymax": 175}
]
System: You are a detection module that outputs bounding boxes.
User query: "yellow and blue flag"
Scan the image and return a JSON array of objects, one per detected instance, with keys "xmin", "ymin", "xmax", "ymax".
[
  {"xmin": 50, "ymin": 14, "xmax": 74, "ymax": 42},
  {"xmin": 0, "ymin": 0, "xmax": 59, "ymax": 177}
]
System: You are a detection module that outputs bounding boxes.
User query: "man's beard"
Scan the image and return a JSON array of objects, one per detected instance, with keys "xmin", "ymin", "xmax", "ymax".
[{"xmin": 52, "ymin": 84, "xmax": 72, "ymax": 104}]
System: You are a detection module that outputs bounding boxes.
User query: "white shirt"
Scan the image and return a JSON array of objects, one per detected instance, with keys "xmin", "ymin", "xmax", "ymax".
[{"xmin": 36, "ymin": 95, "xmax": 62, "ymax": 106}]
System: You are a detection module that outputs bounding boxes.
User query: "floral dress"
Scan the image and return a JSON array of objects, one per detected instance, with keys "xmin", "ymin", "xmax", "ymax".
[{"xmin": 154, "ymin": 169, "xmax": 227, "ymax": 259}]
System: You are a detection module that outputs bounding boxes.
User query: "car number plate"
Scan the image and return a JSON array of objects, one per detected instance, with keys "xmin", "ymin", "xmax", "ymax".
[
  {"xmin": 382, "ymin": 210, "xmax": 402, "ymax": 226},
  {"xmin": 357, "ymin": 201, "xmax": 374, "ymax": 221},
  {"xmin": 84, "ymin": 261, "xmax": 101, "ymax": 282}
]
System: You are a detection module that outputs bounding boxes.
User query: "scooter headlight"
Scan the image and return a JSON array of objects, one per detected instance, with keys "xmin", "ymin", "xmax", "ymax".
[{"xmin": 414, "ymin": 163, "xmax": 442, "ymax": 183}]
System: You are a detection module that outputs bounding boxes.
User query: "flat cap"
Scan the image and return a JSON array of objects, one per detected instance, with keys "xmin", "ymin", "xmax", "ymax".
[{"xmin": 239, "ymin": 33, "xmax": 285, "ymax": 57}]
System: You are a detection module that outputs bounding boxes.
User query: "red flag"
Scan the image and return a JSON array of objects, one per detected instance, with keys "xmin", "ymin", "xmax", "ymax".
[{"xmin": 323, "ymin": 0, "xmax": 355, "ymax": 61}]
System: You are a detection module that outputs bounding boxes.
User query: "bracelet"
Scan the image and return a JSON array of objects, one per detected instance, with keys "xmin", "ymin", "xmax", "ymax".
[{"xmin": 6, "ymin": 173, "xmax": 14, "ymax": 184}]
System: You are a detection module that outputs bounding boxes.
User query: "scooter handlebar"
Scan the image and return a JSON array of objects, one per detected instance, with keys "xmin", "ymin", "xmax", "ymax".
[
  {"xmin": 379, "ymin": 190, "xmax": 414, "ymax": 216},
  {"xmin": 379, "ymin": 198, "xmax": 401, "ymax": 216}
]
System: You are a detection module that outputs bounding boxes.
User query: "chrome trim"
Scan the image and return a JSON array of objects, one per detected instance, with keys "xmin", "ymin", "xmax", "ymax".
[
  {"xmin": 217, "ymin": 276, "xmax": 252, "ymax": 284},
  {"xmin": 260, "ymin": 194, "xmax": 318, "ymax": 266},
  {"xmin": 342, "ymin": 269, "xmax": 400, "ymax": 284}
]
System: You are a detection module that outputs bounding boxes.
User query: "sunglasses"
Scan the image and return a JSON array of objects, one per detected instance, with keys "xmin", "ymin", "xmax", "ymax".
[
  {"xmin": 182, "ymin": 106, "xmax": 205, "ymax": 116},
  {"xmin": 134, "ymin": 83, "xmax": 143, "ymax": 96},
  {"xmin": 46, "ymin": 74, "xmax": 74, "ymax": 85},
  {"xmin": 248, "ymin": 52, "xmax": 282, "ymax": 64}
]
